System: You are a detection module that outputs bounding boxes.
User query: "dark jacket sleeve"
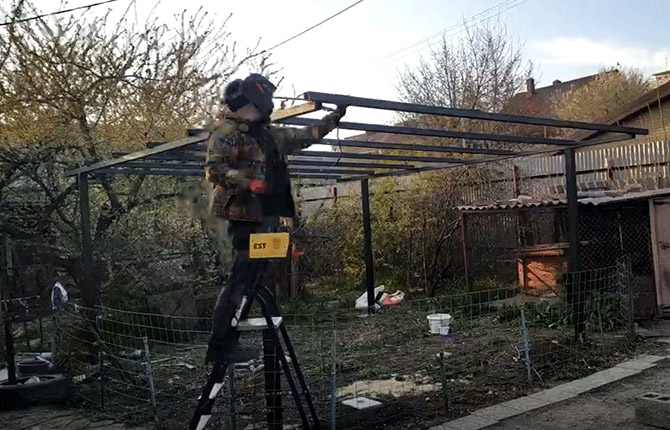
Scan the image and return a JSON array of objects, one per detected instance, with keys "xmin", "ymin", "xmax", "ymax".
[{"xmin": 270, "ymin": 111, "xmax": 340, "ymax": 155}]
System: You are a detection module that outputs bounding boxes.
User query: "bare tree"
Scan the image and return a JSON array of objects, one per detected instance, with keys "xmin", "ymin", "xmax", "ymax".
[
  {"xmin": 397, "ymin": 22, "xmax": 532, "ymax": 113},
  {"xmin": 0, "ymin": 0, "xmax": 277, "ymax": 308}
]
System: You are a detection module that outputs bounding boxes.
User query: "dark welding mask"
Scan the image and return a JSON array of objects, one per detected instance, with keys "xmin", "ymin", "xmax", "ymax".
[{"xmin": 224, "ymin": 74, "xmax": 276, "ymax": 120}]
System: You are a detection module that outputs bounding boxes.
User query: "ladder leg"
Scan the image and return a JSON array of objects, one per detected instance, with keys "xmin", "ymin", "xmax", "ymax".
[
  {"xmin": 277, "ymin": 323, "xmax": 321, "ymax": 428},
  {"xmin": 257, "ymin": 294, "xmax": 311, "ymax": 429},
  {"xmin": 190, "ymin": 290, "xmax": 257, "ymax": 430},
  {"xmin": 263, "ymin": 328, "xmax": 283, "ymax": 430},
  {"xmin": 260, "ymin": 287, "xmax": 321, "ymax": 429},
  {"xmin": 189, "ymin": 359, "xmax": 230, "ymax": 430}
]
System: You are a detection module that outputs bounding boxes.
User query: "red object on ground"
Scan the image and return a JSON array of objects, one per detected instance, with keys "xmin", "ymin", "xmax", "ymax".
[{"xmin": 380, "ymin": 291, "xmax": 404, "ymax": 307}]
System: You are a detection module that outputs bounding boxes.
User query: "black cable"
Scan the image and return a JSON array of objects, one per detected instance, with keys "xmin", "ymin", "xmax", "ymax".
[
  {"xmin": 264, "ymin": 0, "xmax": 364, "ymax": 53},
  {"xmin": 376, "ymin": 0, "xmax": 518, "ymax": 63},
  {"xmin": 376, "ymin": 0, "xmax": 527, "ymax": 67},
  {"xmin": 0, "ymin": 0, "xmax": 122, "ymax": 26}
]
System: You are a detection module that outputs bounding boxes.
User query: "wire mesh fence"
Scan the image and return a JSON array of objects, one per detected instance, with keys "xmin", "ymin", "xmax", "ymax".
[{"xmin": 54, "ymin": 259, "xmax": 635, "ymax": 429}]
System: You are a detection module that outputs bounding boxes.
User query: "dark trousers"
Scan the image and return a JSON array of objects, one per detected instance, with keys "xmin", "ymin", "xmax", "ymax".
[{"xmin": 207, "ymin": 218, "xmax": 277, "ymax": 361}]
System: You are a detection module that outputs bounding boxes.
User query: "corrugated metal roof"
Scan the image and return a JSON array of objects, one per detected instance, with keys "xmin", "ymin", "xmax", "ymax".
[
  {"xmin": 458, "ymin": 188, "xmax": 670, "ymax": 211},
  {"xmin": 457, "ymin": 196, "xmax": 567, "ymax": 211},
  {"xmin": 581, "ymin": 188, "xmax": 670, "ymax": 206}
]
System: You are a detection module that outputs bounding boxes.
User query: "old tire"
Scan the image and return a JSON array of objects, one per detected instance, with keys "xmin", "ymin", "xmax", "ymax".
[{"xmin": 0, "ymin": 374, "xmax": 71, "ymax": 410}]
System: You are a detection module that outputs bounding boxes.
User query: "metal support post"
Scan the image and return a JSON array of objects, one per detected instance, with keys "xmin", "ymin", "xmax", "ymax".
[
  {"xmin": 361, "ymin": 179, "xmax": 375, "ymax": 315},
  {"xmin": 564, "ymin": 148, "xmax": 585, "ymax": 341},
  {"xmin": 77, "ymin": 173, "xmax": 98, "ymax": 314},
  {"xmin": 461, "ymin": 213, "xmax": 470, "ymax": 290},
  {"xmin": 1, "ymin": 237, "xmax": 16, "ymax": 384},
  {"xmin": 565, "ymin": 148, "xmax": 581, "ymax": 273}
]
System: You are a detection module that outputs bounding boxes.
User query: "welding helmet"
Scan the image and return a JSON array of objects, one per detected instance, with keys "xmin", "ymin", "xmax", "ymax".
[{"xmin": 224, "ymin": 74, "xmax": 276, "ymax": 119}]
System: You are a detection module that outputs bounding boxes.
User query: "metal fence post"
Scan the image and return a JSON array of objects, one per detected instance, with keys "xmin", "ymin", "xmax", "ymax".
[
  {"xmin": 142, "ymin": 337, "xmax": 158, "ymax": 424},
  {"xmin": 440, "ymin": 352, "xmax": 448, "ymax": 414},
  {"xmin": 330, "ymin": 330, "xmax": 337, "ymax": 430},
  {"xmin": 597, "ymin": 299, "xmax": 606, "ymax": 355},
  {"xmin": 520, "ymin": 310, "xmax": 532, "ymax": 384},
  {"xmin": 229, "ymin": 365, "xmax": 237, "ymax": 430},
  {"xmin": 96, "ymin": 315, "xmax": 105, "ymax": 411},
  {"xmin": 624, "ymin": 257, "xmax": 635, "ymax": 337}
]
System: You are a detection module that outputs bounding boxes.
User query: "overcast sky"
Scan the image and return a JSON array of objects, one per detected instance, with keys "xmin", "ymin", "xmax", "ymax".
[{"xmin": 14, "ymin": 0, "xmax": 670, "ymax": 132}]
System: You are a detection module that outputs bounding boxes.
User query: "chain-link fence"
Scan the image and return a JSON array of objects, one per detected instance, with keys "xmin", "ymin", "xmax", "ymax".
[{"xmin": 53, "ymin": 259, "xmax": 635, "ymax": 429}]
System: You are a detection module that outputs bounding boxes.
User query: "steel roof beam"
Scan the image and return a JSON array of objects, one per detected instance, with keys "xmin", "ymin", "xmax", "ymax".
[
  {"xmin": 289, "ymin": 168, "xmax": 376, "ymax": 175},
  {"xmin": 281, "ymin": 117, "xmax": 581, "ymax": 146},
  {"xmin": 112, "ymin": 151, "xmax": 206, "ymax": 162},
  {"xmin": 95, "ymin": 166, "xmax": 379, "ymax": 179},
  {"xmin": 292, "ymin": 150, "xmax": 464, "ymax": 164},
  {"xmin": 303, "ymin": 91, "xmax": 648, "ymax": 135},
  {"xmin": 122, "ymin": 161, "xmax": 204, "ymax": 169},
  {"xmin": 97, "ymin": 167, "xmax": 203, "ymax": 177},
  {"xmin": 64, "ymin": 133, "xmax": 208, "ymax": 176},
  {"xmin": 319, "ymin": 138, "xmax": 519, "ymax": 156},
  {"xmin": 287, "ymin": 160, "xmax": 416, "ymax": 169}
]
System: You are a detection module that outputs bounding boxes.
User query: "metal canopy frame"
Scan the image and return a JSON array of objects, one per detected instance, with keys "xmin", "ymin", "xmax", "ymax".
[
  {"xmin": 64, "ymin": 91, "xmax": 647, "ymax": 319},
  {"xmin": 64, "ymin": 91, "xmax": 647, "ymax": 181}
]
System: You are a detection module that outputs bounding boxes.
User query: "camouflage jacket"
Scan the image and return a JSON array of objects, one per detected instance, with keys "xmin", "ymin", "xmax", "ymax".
[{"xmin": 205, "ymin": 112, "xmax": 340, "ymax": 221}]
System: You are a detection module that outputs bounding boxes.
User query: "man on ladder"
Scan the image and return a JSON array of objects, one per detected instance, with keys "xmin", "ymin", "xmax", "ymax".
[
  {"xmin": 204, "ymin": 73, "xmax": 343, "ymax": 364},
  {"xmin": 190, "ymin": 73, "xmax": 343, "ymax": 430}
]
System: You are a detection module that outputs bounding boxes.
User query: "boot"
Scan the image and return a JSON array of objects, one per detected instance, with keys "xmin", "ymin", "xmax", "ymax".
[{"xmin": 206, "ymin": 338, "xmax": 258, "ymax": 364}]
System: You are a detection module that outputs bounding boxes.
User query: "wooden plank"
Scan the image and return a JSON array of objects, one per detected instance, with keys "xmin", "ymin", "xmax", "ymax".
[{"xmin": 271, "ymin": 101, "xmax": 318, "ymax": 122}]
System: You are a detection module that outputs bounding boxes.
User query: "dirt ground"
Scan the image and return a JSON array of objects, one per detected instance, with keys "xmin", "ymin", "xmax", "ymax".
[
  {"xmin": 0, "ymin": 406, "xmax": 147, "ymax": 430},
  {"xmin": 487, "ymin": 335, "xmax": 670, "ymax": 430}
]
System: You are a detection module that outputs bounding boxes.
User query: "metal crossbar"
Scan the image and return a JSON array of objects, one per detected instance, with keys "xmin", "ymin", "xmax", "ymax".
[
  {"xmin": 303, "ymin": 91, "xmax": 648, "ymax": 135},
  {"xmin": 63, "ymin": 92, "xmax": 647, "ymax": 181}
]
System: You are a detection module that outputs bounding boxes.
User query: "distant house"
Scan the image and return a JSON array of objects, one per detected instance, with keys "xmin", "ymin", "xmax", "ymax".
[
  {"xmin": 504, "ymin": 72, "xmax": 613, "ymax": 120},
  {"xmin": 573, "ymin": 75, "xmax": 670, "ymax": 148},
  {"xmin": 459, "ymin": 73, "xmax": 670, "ymax": 317}
]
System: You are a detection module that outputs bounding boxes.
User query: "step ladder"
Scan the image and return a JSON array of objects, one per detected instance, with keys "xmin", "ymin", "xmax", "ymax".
[{"xmin": 190, "ymin": 285, "xmax": 320, "ymax": 430}]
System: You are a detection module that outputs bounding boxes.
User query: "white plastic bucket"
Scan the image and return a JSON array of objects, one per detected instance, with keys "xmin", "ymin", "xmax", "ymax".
[{"xmin": 427, "ymin": 313, "xmax": 451, "ymax": 335}]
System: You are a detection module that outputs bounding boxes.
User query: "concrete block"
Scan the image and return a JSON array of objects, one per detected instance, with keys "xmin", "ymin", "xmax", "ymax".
[
  {"xmin": 341, "ymin": 396, "xmax": 382, "ymax": 410},
  {"xmin": 471, "ymin": 404, "xmax": 521, "ymax": 421},
  {"xmin": 635, "ymin": 392, "xmax": 670, "ymax": 429},
  {"xmin": 501, "ymin": 395, "xmax": 552, "ymax": 413},
  {"xmin": 554, "ymin": 380, "xmax": 597, "ymax": 395},
  {"xmin": 634, "ymin": 354, "xmax": 666, "ymax": 364},
  {"xmin": 527, "ymin": 387, "xmax": 576, "ymax": 403},
  {"xmin": 437, "ymin": 415, "xmax": 499, "ymax": 430},
  {"xmin": 577, "ymin": 367, "xmax": 638, "ymax": 388},
  {"xmin": 615, "ymin": 360, "xmax": 658, "ymax": 371}
]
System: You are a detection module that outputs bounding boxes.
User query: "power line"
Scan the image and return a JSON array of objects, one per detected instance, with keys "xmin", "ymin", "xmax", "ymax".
[
  {"xmin": 376, "ymin": 0, "xmax": 526, "ymax": 68},
  {"xmin": 264, "ymin": 0, "xmax": 365, "ymax": 53},
  {"xmin": 0, "ymin": 0, "xmax": 121, "ymax": 27},
  {"xmin": 377, "ymin": 0, "xmax": 528, "ymax": 67},
  {"xmin": 378, "ymin": 0, "xmax": 523, "ymax": 66},
  {"xmin": 377, "ymin": 0, "xmax": 518, "ymax": 63}
]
